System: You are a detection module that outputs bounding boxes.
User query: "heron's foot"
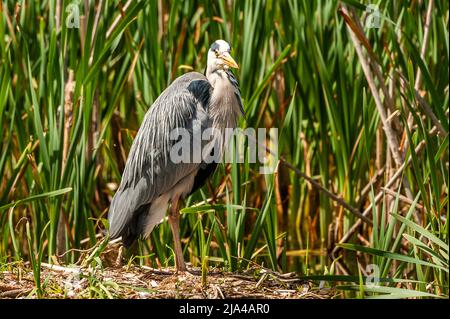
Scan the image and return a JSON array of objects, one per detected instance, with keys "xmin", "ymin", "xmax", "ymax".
[
  {"xmin": 182, "ymin": 269, "xmax": 201, "ymax": 276},
  {"xmin": 173, "ymin": 255, "xmax": 187, "ymax": 273},
  {"xmin": 173, "ymin": 264, "xmax": 201, "ymax": 276},
  {"xmin": 175, "ymin": 270, "xmax": 200, "ymax": 277}
]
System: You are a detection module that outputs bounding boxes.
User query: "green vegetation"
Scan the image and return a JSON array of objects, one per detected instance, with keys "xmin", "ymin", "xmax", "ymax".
[{"xmin": 0, "ymin": 0, "xmax": 448, "ymax": 298}]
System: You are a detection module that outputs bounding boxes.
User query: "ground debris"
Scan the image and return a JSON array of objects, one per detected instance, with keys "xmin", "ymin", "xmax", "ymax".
[{"xmin": 0, "ymin": 263, "xmax": 337, "ymax": 299}]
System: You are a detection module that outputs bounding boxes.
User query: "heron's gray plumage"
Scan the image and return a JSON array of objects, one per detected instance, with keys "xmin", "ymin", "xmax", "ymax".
[{"xmin": 108, "ymin": 40, "xmax": 243, "ymax": 247}]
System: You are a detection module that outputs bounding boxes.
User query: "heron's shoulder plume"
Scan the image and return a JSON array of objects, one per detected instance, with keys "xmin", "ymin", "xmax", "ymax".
[{"xmin": 225, "ymin": 70, "xmax": 244, "ymax": 115}]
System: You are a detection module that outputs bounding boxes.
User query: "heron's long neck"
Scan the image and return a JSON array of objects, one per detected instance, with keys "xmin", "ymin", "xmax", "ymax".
[{"xmin": 206, "ymin": 69, "xmax": 243, "ymax": 130}]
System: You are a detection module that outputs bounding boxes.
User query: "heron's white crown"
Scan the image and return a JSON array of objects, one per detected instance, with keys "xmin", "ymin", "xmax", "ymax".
[
  {"xmin": 211, "ymin": 39, "xmax": 231, "ymax": 53},
  {"xmin": 207, "ymin": 40, "xmax": 238, "ymax": 72}
]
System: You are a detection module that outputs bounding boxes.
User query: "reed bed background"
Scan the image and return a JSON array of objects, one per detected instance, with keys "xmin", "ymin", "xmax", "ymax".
[{"xmin": 0, "ymin": 0, "xmax": 448, "ymax": 298}]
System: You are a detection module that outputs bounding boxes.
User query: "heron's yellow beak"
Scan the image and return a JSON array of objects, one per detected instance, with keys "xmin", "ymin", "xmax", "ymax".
[{"xmin": 220, "ymin": 52, "xmax": 239, "ymax": 69}]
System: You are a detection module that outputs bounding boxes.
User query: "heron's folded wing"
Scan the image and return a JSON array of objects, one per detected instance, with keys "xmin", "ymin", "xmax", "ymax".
[{"xmin": 108, "ymin": 72, "xmax": 213, "ymax": 238}]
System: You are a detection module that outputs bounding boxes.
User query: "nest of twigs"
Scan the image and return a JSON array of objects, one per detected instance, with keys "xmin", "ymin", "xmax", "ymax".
[
  {"xmin": 1, "ymin": 263, "xmax": 338, "ymax": 299},
  {"xmin": 0, "ymin": 239, "xmax": 337, "ymax": 299}
]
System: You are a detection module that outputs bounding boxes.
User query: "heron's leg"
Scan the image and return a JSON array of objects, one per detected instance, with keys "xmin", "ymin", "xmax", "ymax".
[{"xmin": 168, "ymin": 196, "xmax": 187, "ymax": 272}]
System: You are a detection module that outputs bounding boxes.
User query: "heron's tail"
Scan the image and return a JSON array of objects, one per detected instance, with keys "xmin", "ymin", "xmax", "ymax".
[
  {"xmin": 108, "ymin": 187, "xmax": 148, "ymax": 247},
  {"xmin": 120, "ymin": 203, "xmax": 151, "ymax": 247},
  {"xmin": 108, "ymin": 189, "xmax": 169, "ymax": 247}
]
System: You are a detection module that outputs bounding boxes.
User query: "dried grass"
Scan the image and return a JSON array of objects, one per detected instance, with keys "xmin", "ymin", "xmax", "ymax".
[{"xmin": 0, "ymin": 263, "xmax": 336, "ymax": 299}]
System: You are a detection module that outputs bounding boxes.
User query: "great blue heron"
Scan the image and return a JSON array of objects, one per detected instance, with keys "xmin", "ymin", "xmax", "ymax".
[{"xmin": 108, "ymin": 40, "xmax": 243, "ymax": 271}]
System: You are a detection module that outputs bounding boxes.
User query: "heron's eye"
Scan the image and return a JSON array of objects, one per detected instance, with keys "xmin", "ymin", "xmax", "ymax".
[{"xmin": 214, "ymin": 50, "xmax": 219, "ymax": 57}]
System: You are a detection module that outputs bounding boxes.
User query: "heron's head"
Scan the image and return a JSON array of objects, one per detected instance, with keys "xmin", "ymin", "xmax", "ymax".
[{"xmin": 207, "ymin": 40, "xmax": 238, "ymax": 72}]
